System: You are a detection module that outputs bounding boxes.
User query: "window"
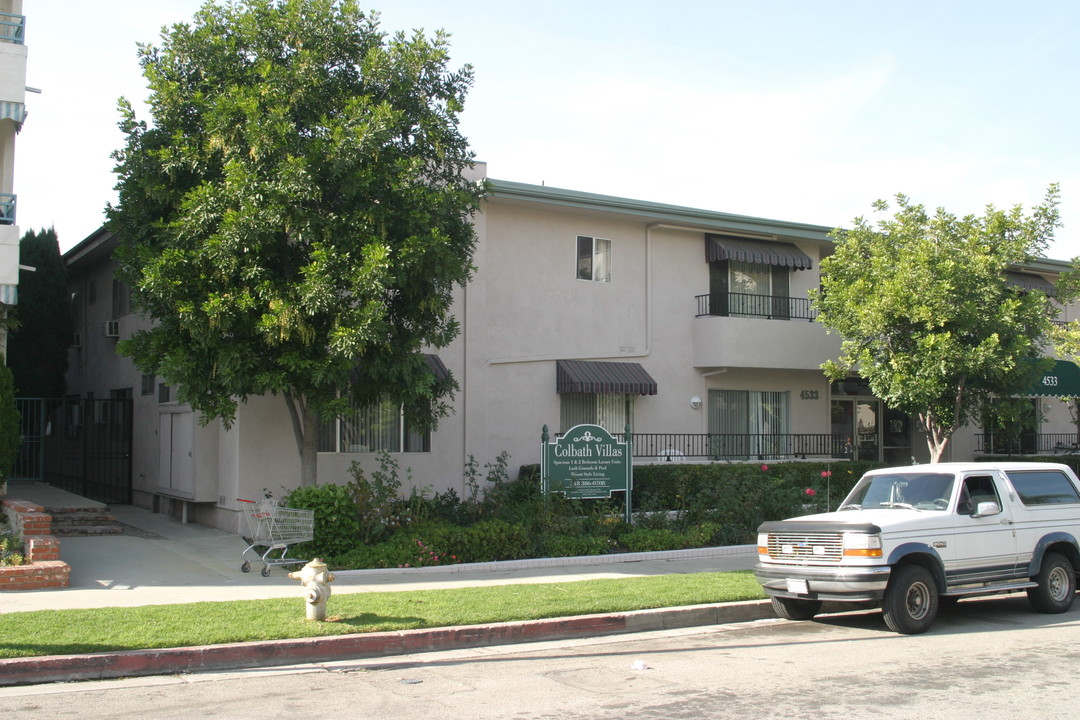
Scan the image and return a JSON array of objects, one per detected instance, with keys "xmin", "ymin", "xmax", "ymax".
[
  {"xmin": 708, "ymin": 389, "xmax": 790, "ymax": 459},
  {"xmin": 576, "ymin": 235, "xmax": 611, "ymax": 282},
  {"xmin": 560, "ymin": 393, "xmax": 634, "ymax": 434},
  {"xmin": 112, "ymin": 279, "xmax": 131, "ymax": 318},
  {"xmin": 141, "ymin": 374, "xmax": 156, "ymax": 396},
  {"xmin": 709, "ymin": 260, "xmax": 792, "ymax": 318},
  {"xmin": 318, "ymin": 397, "xmax": 430, "ymax": 454},
  {"xmin": 1006, "ymin": 470, "xmax": 1080, "ymax": 506},
  {"xmin": 158, "ymin": 383, "xmax": 172, "ymax": 403}
]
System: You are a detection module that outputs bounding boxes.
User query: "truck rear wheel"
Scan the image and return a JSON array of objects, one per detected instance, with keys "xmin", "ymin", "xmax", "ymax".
[
  {"xmin": 882, "ymin": 564, "xmax": 938, "ymax": 634},
  {"xmin": 770, "ymin": 596, "xmax": 822, "ymax": 621},
  {"xmin": 1027, "ymin": 551, "xmax": 1075, "ymax": 614}
]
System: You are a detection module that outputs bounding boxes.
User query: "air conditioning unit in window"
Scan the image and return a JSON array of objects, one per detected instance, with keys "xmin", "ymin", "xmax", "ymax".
[{"xmin": 103, "ymin": 320, "xmax": 120, "ymax": 338}]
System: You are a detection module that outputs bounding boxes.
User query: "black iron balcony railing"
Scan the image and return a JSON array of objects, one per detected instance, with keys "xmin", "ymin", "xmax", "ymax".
[
  {"xmin": 0, "ymin": 194, "xmax": 14, "ymax": 225},
  {"xmin": 695, "ymin": 292, "xmax": 817, "ymax": 321},
  {"xmin": 0, "ymin": 12, "xmax": 24, "ymax": 44},
  {"xmin": 633, "ymin": 433, "xmax": 848, "ymax": 461},
  {"xmin": 975, "ymin": 433, "xmax": 1080, "ymax": 456}
]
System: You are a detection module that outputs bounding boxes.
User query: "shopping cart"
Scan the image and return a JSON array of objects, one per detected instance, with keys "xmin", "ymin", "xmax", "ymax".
[{"xmin": 237, "ymin": 498, "xmax": 315, "ymax": 577}]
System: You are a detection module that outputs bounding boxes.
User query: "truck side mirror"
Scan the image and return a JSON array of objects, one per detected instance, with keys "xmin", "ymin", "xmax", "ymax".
[{"xmin": 973, "ymin": 501, "xmax": 1001, "ymax": 517}]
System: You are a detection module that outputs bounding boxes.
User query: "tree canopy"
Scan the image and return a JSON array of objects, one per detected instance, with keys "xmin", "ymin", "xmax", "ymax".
[
  {"xmin": 813, "ymin": 185, "xmax": 1077, "ymax": 462},
  {"xmin": 108, "ymin": 0, "xmax": 484, "ymax": 485},
  {"xmin": 7, "ymin": 228, "xmax": 72, "ymax": 398}
]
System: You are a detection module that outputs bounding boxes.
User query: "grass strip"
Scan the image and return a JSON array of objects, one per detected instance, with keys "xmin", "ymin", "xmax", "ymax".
[{"xmin": 0, "ymin": 571, "xmax": 765, "ymax": 659}]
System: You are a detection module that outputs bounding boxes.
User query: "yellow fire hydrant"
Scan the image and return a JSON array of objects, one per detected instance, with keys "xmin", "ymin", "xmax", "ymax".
[{"xmin": 288, "ymin": 558, "xmax": 336, "ymax": 621}]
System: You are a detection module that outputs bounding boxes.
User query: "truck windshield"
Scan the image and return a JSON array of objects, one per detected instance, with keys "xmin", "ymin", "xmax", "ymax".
[{"xmin": 839, "ymin": 473, "xmax": 955, "ymax": 511}]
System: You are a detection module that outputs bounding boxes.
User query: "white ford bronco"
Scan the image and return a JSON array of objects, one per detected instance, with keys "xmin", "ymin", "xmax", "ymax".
[{"xmin": 755, "ymin": 462, "xmax": 1080, "ymax": 634}]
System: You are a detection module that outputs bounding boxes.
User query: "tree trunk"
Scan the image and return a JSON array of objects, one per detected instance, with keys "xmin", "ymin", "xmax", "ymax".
[{"xmin": 284, "ymin": 391, "xmax": 319, "ymax": 487}]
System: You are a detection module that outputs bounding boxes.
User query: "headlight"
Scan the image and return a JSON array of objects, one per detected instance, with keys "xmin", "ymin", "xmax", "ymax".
[
  {"xmin": 757, "ymin": 533, "xmax": 769, "ymax": 555},
  {"xmin": 843, "ymin": 533, "xmax": 882, "ymax": 557}
]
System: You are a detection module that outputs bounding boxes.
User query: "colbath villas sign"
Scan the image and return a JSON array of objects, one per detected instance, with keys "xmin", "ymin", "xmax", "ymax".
[{"xmin": 541, "ymin": 424, "xmax": 633, "ymax": 520}]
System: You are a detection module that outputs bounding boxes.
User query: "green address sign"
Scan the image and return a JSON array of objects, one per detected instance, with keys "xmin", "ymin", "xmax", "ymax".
[{"xmin": 541, "ymin": 423, "xmax": 633, "ymax": 521}]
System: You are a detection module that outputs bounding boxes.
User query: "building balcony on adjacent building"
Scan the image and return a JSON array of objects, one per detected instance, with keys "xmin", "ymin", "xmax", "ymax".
[
  {"xmin": 974, "ymin": 432, "xmax": 1080, "ymax": 456},
  {"xmin": 633, "ymin": 432, "xmax": 851, "ymax": 462},
  {"xmin": 0, "ymin": 193, "xmax": 14, "ymax": 224},
  {"xmin": 691, "ymin": 306, "xmax": 840, "ymax": 370},
  {"xmin": 0, "ymin": 11, "xmax": 23, "ymax": 44}
]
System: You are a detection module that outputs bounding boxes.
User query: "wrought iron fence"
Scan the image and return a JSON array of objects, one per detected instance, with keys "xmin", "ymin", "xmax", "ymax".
[
  {"xmin": 633, "ymin": 433, "xmax": 848, "ymax": 461},
  {"xmin": 975, "ymin": 433, "xmax": 1080, "ymax": 456},
  {"xmin": 695, "ymin": 292, "xmax": 817, "ymax": 321}
]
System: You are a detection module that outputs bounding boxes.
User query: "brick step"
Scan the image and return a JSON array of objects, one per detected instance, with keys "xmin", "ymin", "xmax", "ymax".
[
  {"xmin": 49, "ymin": 511, "xmax": 118, "ymax": 526},
  {"xmin": 51, "ymin": 524, "xmax": 125, "ymax": 537}
]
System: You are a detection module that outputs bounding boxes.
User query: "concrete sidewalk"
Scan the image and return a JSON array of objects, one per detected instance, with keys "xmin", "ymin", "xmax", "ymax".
[{"xmin": 0, "ymin": 481, "xmax": 766, "ymax": 686}]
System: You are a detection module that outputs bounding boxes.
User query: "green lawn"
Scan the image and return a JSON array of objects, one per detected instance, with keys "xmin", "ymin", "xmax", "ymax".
[{"xmin": 0, "ymin": 571, "xmax": 765, "ymax": 659}]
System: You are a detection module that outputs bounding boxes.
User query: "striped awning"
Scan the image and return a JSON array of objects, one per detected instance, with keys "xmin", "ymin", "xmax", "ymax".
[
  {"xmin": 556, "ymin": 360, "xmax": 658, "ymax": 395},
  {"xmin": 1006, "ymin": 271, "xmax": 1054, "ymax": 295},
  {"xmin": 705, "ymin": 234, "xmax": 812, "ymax": 270},
  {"xmin": 0, "ymin": 101, "xmax": 25, "ymax": 130},
  {"xmin": 0, "ymin": 283, "xmax": 17, "ymax": 305}
]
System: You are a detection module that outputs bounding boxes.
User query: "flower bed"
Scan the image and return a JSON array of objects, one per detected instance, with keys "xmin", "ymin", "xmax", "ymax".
[{"xmin": 0, "ymin": 499, "xmax": 70, "ymax": 591}]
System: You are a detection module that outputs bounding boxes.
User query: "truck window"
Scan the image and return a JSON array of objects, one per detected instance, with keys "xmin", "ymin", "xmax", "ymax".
[
  {"xmin": 1005, "ymin": 470, "xmax": 1080, "ymax": 506},
  {"xmin": 958, "ymin": 475, "xmax": 1000, "ymax": 515}
]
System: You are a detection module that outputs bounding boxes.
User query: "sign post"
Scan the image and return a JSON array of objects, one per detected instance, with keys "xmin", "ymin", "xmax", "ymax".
[{"xmin": 541, "ymin": 423, "xmax": 633, "ymax": 522}]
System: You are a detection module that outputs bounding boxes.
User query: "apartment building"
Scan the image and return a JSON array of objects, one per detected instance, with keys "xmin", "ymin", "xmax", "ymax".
[
  {"xmin": 0, "ymin": 0, "xmax": 24, "ymax": 353},
  {"xmin": 62, "ymin": 165, "xmax": 1080, "ymax": 531}
]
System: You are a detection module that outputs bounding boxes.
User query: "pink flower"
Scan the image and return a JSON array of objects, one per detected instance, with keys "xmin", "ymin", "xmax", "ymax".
[
  {"xmin": 805, "ymin": 488, "xmax": 817, "ymax": 497},
  {"xmin": 821, "ymin": 470, "xmax": 832, "ymax": 478},
  {"xmin": 760, "ymin": 464, "xmax": 769, "ymax": 471}
]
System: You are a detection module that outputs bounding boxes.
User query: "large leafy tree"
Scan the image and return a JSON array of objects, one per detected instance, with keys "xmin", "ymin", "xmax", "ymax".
[
  {"xmin": 109, "ymin": 0, "xmax": 483, "ymax": 486},
  {"xmin": 813, "ymin": 185, "xmax": 1076, "ymax": 462},
  {"xmin": 8, "ymin": 228, "xmax": 72, "ymax": 397}
]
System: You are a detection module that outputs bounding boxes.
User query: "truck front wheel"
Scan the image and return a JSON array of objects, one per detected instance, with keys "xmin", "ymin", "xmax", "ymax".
[
  {"xmin": 770, "ymin": 596, "xmax": 822, "ymax": 621},
  {"xmin": 882, "ymin": 564, "xmax": 938, "ymax": 634},
  {"xmin": 1027, "ymin": 551, "xmax": 1075, "ymax": 614}
]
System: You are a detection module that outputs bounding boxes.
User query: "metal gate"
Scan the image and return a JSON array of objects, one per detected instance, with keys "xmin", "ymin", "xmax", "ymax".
[{"xmin": 13, "ymin": 397, "xmax": 133, "ymax": 505}]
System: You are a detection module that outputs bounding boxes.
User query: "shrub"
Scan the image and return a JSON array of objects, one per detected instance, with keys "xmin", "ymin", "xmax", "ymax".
[
  {"xmin": 282, "ymin": 483, "xmax": 362, "ymax": 558},
  {"xmin": 0, "ymin": 531, "xmax": 25, "ymax": 566},
  {"xmin": 621, "ymin": 527, "xmax": 688, "ymax": 553},
  {"xmin": 537, "ymin": 533, "xmax": 609, "ymax": 558}
]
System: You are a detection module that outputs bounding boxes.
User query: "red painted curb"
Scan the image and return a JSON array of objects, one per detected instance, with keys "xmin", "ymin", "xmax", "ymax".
[{"xmin": 0, "ymin": 601, "xmax": 772, "ymax": 687}]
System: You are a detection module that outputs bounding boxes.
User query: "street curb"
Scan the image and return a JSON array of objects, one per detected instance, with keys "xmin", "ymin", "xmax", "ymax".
[{"xmin": 0, "ymin": 600, "xmax": 774, "ymax": 687}]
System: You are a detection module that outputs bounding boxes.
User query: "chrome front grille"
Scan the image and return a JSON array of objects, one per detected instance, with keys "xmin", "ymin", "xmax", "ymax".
[{"xmin": 766, "ymin": 532, "xmax": 844, "ymax": 563}]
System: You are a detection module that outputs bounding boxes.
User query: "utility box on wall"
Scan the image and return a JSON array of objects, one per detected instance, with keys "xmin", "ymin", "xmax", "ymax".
[{"xmin": 157, "ymin": 408, "xmax": 218, "ymax": 502}]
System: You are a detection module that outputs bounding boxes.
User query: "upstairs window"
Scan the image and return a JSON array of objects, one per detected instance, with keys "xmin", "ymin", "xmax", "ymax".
[{"xmin": 577, "ymin": 235, "xmax": 611, "ymax": 282}]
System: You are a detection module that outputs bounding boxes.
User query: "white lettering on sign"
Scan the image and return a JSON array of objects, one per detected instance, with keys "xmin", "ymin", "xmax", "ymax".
[{"xmin": 1044, "ymin": 376, "xmax": 1060, "ymax": 387}]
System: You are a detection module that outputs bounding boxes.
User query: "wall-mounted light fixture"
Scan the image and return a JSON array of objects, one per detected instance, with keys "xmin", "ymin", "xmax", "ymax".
[{"xmin": 689, "ymin": 396, "xmax": 702, "ymax": 409}]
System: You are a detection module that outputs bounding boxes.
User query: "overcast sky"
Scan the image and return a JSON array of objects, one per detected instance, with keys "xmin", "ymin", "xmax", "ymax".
[{"xmin": 16, "ymin": 0, "xmax": 1080, "ymax": 259}]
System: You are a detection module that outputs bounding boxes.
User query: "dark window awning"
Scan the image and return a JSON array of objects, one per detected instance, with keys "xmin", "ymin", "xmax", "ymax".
[
  {"xmin": 705, "ymin": 234, "xmax": 812, "ymax": 270},
  {"xmin": 1007, "ymin": 271, "xmax": 1054, "ymax": 295},
  {"xmin": 1026, "ymin": 359, "xmax": 1080, "ymax": 397},
  {"xmin": 424, "ymin": 354, "xmax": 449, "ymax": 382},
  {"xmin": 556, "ymin": 360, "xmax": 658, "ymax": 395}
]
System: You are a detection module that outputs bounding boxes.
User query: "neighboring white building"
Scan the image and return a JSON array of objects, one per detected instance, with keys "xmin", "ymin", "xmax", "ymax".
[
  {"xmin": 0, "ymin": 0, "xmax": 25, "ymax": 353},
  {"xmin": 62, "ymin": 164, "xmax": 1080, "ymax": 532}
]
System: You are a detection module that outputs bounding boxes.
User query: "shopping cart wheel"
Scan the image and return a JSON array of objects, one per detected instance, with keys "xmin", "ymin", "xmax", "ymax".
[
  {"xmin": 261, "ymin": 565, "xmax": 272, "ymax": 577},
  {"xmin": 241, "ymin": 561, "xmax": 251, "ymax": 573}
]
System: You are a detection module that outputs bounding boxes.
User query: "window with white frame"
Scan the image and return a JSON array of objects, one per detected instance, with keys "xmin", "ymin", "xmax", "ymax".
[
  {"xmin": 318, "ymin": 396, "xmax": 430, "ymax": 453},
  {"xmin": 576, "ymin": 235, "xmax": 611, "ymax": 282},
  {"xmin": 708, "ymin": 389, "xmax": 790, "ymax": 459},
  {"xmin": 560, "ymin": 393, "xmax": 634, "ymax": 434}
]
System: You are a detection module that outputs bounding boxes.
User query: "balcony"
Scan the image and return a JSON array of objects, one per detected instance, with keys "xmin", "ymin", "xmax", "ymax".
[
  {"xmin": 634, "ymin": 433, "xmax": 849, "ymax": 461},
  {"xmin": 974, "ymin": 433, "xmax": 1080, "ymax": 456},
  {"xmin": 695, "ymin": 292, "xmax": 817, "ymax": 321},
  {"xmin": 0, "ymin": 12, "xmax": 23, "ymax": 44},
  {"xmin": 0, "ymin": 193, "xmax": 14, "ymax": 224},
  {"xmin": 692, "ymin": 292, "xmax": 840, "ymax": 370}
]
